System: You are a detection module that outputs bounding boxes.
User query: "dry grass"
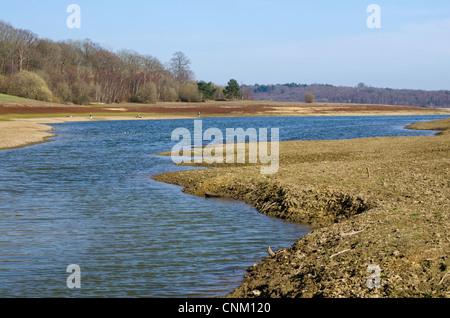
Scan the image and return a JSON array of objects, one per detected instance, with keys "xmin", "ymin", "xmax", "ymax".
[{"xmin": 1, "ymin": 95, "xmax": 449, "ymax": 119}]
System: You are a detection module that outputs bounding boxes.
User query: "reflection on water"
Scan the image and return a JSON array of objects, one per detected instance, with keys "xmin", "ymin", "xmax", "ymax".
[{"xmin": 0, "ymin": 115, "xmax": 447, "ymax": 297}]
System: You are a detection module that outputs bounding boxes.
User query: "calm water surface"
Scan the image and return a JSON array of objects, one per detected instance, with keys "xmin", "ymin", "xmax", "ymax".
[{"xmin": 0, "ymin": 115, "xmax": 447, "ymax": 297}]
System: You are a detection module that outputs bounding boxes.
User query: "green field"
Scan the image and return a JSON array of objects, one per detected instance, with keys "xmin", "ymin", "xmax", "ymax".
[{"xmin": 0, "ymin": 93, "xmax": 26, "ymax": 100}]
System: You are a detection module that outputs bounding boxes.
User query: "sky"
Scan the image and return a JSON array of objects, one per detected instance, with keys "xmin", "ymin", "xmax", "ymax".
[{"xmin": 0, "ymin": 0, "xmax": 449, "ymax": 90}]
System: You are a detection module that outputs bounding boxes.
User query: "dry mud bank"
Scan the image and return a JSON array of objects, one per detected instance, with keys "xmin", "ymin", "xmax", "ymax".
[
  {"xmin": 1, "ymin": 99, "xmax": 448, "ymax": 150},
  {"xmin": 0, "ymin": 121, "xmax": 56, "ymax": 150},
  {"xmin": 153, "ymin": 118, "xmax": 450, "ymax": 298},
  {"xmin": 0, "ymin": 116, "xmax": 187, "ymax": 151}
]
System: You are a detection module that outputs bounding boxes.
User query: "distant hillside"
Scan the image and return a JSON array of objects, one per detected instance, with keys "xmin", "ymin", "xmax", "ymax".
[{"xmin": 249, "ymin": 83, "xmax": 450, "ymax": 108}]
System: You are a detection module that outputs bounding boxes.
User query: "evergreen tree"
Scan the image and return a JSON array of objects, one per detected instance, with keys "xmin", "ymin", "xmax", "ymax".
[
  {"xmin": 223, "ymin": 79, "xmax": 241, "ymax": 100},
  {"xmin": 197, "ymin": 81, "xmax": 217, "ymax": 100}
]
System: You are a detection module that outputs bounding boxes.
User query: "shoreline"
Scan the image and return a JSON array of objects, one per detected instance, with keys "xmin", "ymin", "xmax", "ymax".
[
  {"xmin": 0, "ymin": 115, "xmax": 194, "ymax": 151},
  {"xmin": 153, "ymin": 117, "xmax": 450, "ymax": 298},
  {"xmin": 1, "ymin": 108, "xmax": 449, "ymax": 151},
  {"xmin": 1, "ymin": 98, "xmax": 449, "ymax": 151},
  {"xmin": 0, "ymin": 121, "xmax": 57, "ymax": 151},
  {"xmin": 0, "ymin": 104, "xmax": 449, "ymax": 298}
]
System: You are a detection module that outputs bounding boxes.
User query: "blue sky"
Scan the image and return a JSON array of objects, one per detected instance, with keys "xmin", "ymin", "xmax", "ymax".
[{"xmin": 1, "ymin": 0, "xmax": 449, "ymax": 90}]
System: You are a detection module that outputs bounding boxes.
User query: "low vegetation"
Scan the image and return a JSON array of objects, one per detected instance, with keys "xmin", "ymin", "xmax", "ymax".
[{"xmin": 4, "ymin": 71, "xmax": 55, "ymax": 102}]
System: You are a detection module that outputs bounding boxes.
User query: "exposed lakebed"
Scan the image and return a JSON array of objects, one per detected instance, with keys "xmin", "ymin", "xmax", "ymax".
[{"xmin": 0, "ymin": 115, "xmax": 446, "ymax": 297}]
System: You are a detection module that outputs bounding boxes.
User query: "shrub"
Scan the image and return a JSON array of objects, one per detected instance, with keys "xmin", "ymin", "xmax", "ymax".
[
  {"xmin": 213, "ymin": 85, "xmax": 226, "ymax": 101},
  {"xmin": 71, "ymin": 82, "xmax": 94, "ymax": 105},
  {"xmin": 136, "ymin": 82, "xmax": 157, "ymax": 103},
  {"xmin": 54, "ymin": 82, "xmax": 73, "ymax": 103},
  {"xmin": 304, "ymin": 93, "xmax": 315, "ymax": 103},
  {"xmin": 160, "ymin": 85, "xmax": 178, "ymax": 102},
  {"xmin": 178, "ymin": 83, "xmax": 202, "ymax": 102},
  {"xmin": 7, "ymin": 71, "xmax": 54, "ymax": 102},
  {"xmin": 0, "ymin": 74, "xmax": 6, "ymax": 93}
]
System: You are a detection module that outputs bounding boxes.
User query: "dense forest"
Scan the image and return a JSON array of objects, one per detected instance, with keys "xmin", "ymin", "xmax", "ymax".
[
  {"xmin": 251, "ymin": 83, "xmax": 450, "ymax": 108},
  {"xmin": 0, "ymin": 20, "xmax": 236, "ymax": 104}
]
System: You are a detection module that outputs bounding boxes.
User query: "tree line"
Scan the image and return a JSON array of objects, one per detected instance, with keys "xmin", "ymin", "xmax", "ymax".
[
  {"xmin": 251, "ymin": 83, "xmax": 450, "ymax": 108},
  {"xmin": 0, "ymin": 20, "xmax": 251, "ymax": 104}
]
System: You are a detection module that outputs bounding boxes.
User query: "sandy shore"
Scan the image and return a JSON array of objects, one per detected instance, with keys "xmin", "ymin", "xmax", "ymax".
[
  {"xmin": 154, "ymin": 117, "xmax": 450, "ymax": 298},
  {"xmin": 1, "ymin": 99, "xmax": 449, "ymax": 151},
  {"xmin": 0, "ymin": 121, "xmax": 56, "ymax": 150},
  {"xmin": 0, "ymin": 115, "xmax": 193, "ymax": 151}
]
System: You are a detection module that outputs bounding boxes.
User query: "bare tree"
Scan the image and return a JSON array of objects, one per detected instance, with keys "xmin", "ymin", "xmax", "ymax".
[
  {"xmin": 0, "ymin": 22, "xmax": 37, "ymax": 73},
  {"xmin": 142, "ymin": 54, "xmax": 164, "ymax": 72},
  {"xmin": 0, "ymin": 20, "xmax": 215, "ymax": 105},
  {"xmin": 16, "ymin": 28, "xmax": 37, "ymax": 72},
  {"xmin": 240, "ymin": 84, "xmax": 254, "ymax": 100},
  {"xmin": 169, "ymin": 51, "xmax": 194, "ymax": 83},
  {"xmin": 0, "ymin": 21, "xmax": 15, "ymax": 73},
  {"xmin": 117, "ymin": 50, "xmax": 143, "ymax": 74}
]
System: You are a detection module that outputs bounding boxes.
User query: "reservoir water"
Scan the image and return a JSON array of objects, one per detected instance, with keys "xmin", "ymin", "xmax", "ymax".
[{"xmin": 0, "ymin": 115, "xmax": 447, "ymax": 297}]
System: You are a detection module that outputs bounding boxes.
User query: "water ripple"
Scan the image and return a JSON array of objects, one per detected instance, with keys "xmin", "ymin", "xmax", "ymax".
[{"xmin": 0, "ymin": 115, "xmax": 447, "ymax": 297}]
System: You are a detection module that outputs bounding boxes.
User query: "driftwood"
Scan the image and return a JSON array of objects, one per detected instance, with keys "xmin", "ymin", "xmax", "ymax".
[
  {"xmin": 330, "ymin": 249, "xmax": 351, "ymax": 259},
  {"xmin": 267, "ymin": 246, "xmax": 276, "ymax": 257},
  {"xmin": 438, "ymin": 272, "xmax": 449, "ymax": 285}
]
